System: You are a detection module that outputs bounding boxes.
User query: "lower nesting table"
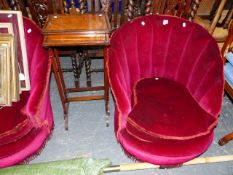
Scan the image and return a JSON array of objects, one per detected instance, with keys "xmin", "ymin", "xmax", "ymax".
[{"xmin": 42, "ymin": 13, "xmax": 110, "ymax": 130}]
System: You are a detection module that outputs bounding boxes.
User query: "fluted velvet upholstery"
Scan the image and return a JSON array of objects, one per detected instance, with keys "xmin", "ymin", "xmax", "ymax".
[
  {"xmin": 0, "ymin": 17, "xmax": 53, "ymax": 167},
  {"xmin": 107, "ymin": 15, "xmax": 224, "ymax": 165}
]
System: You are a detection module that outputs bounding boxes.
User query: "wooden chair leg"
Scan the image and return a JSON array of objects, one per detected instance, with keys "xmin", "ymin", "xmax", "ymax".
[
  {"xmin": 219, "ymin": 132, "xmax": 233, "ymax": 146},
  {"xmin": 209, "ymin": 0, "xmax": 228, "ymax": 34}
]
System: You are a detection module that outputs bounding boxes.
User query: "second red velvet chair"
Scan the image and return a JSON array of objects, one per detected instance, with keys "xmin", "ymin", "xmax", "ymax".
[
  {"xmin": 0, "ymin": 17, "xmax": 53, "ymax": 168},
  {"xmin": 107, "ymin": 15, "xmax": 224, "ymax": 165}
]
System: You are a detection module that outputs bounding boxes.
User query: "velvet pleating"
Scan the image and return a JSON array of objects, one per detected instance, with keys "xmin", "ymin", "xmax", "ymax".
[
  {"xmin": 107, "ymin": 15, "xmax": 224, "ymax": 165},
  {"xmin": 0, "ymin": 17, "xmax": 53, "ymax": 167}
]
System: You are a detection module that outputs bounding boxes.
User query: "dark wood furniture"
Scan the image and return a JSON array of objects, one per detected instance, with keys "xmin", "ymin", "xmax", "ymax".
[
  {"xmin": 218, "ymin": 20, "xmax": 233, "ymax": 146},
  {"xmin": 0, "ymin": 0, "xmax": 201, "ymax": 26},
  {"xmin": 42, "ymin": 13, "xmax": 110, "ymax": 130},
  {"xmin": 195, "ymin": 0, "xmax": 233, "ymax": 43}
]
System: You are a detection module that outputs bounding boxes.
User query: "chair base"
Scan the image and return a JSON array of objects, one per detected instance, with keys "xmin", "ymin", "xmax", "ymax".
[{"xmin": 117, "ymin": 129, "xmax": 214, "ymax": 165}]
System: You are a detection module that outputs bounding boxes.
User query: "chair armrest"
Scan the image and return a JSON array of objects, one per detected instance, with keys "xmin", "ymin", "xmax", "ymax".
[{"xmin": 23, "ymin": 17, "xmax": 51, "ymax": 127}]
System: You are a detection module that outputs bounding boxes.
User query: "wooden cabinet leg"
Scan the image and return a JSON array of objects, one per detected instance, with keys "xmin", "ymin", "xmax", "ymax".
[
  {"xmin": 50, "ymin": 46, "xmax": 110, "ymax": 129},
  {"xmin": 49, "ymin": 48, "xmax": 69, "ymax": 130}
]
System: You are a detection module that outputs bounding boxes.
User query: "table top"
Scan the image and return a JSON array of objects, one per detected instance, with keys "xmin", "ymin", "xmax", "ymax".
[{"xmin": 42, "ymin": 13, "xmax": 111, "ymax": 47}]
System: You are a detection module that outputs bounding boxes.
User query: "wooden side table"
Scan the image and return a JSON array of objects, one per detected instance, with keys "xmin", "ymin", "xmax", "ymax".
[{"xmin": 42, "ymin": 14, "xmax": 110, "ymax": 130}]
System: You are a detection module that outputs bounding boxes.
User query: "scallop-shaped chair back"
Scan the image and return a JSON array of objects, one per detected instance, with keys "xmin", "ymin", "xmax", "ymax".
[{"xmin": 108, "ymin": 15, "xmax": 224, "ymax": 129}]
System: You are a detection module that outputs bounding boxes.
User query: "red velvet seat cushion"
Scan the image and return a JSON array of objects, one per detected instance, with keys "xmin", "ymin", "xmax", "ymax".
[{"xmin": 126, "ymin": 77, "xmax": 217, "ymax": 143}]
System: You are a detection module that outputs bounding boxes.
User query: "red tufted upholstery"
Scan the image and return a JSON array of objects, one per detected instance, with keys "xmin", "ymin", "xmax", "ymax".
[{"xmin": 107, "ymin": 15, "xmax": 224, "ymax": 165}]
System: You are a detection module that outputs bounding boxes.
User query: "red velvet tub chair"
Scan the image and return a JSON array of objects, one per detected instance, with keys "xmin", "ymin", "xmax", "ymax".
[
  {"xmin": 0, "ymin": 17, "xmax": 53, "ymax": 167},
  {"xmin": 107, "ymin": 15, "xmax": 224, "ymax": 166}
]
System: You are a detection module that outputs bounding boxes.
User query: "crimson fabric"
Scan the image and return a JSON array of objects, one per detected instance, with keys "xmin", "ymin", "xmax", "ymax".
[
  {"xmin": 0, "ymin": 17, "xmax": 53, "ymax": 167},
  {"xmin": 107, "ymin": 15, "xmax": 224, "ymax": 165},
  {"xmin": 127, "ymin": 77, "xmax": 217, "ymax": 142}
]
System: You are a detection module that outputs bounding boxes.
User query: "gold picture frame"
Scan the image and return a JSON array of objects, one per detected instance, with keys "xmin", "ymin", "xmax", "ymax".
[
  {"xmin": 0, "ymin": 43, "xmax": 11, "ymax": 106},
  {"xmin": 0, "ymin": 23, "xmax": 13, "ymax": 34},
  {"xmin": 0, "ymin": 34, "xmax": 20, "ymax": 103},
  {"xmin": 0, "ymin": 10, "xmax": 30, "ymax": 91}
]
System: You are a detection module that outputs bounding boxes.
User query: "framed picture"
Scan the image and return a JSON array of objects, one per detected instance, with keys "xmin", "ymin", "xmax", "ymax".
[
  {"xmin": 0, "ymin": 44, "xmax": 11, "ymax": 106},
  {"xmin": 0, "ymin": 34, "xmax": 20, "ymax": 102},
  {"xmin": 0, "ymin": 23, "xmax": 13, "ymax": 34},
  {"xmin": 0, "ymin": 10, "xmax": 30, "ymax": 91}
]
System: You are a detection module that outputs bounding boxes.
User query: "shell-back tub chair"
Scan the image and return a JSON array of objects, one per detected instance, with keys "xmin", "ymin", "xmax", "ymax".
[
  {"xmin": 107, "ymin": 15, "xmax": 224, "ymax": 166},
  {"xmin": 0, "ymin": 17, "xmax": 53, "ymax": 167}
]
